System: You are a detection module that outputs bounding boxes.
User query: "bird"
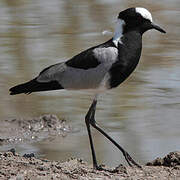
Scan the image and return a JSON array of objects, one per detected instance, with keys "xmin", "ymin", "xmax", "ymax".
[{"xmin": 9, "ymin": 7, "xmax": 166, "ymax": 170}]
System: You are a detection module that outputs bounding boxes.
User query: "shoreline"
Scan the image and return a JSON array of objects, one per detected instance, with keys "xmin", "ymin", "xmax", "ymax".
[{"xmin": 0, "ymin": 150, "xmax": 179, "ymax": 180}]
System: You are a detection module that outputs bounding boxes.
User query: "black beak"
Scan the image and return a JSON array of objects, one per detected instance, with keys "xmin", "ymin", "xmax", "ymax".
[{"xmin": 151, "ymin": 22, "xmax": 166, "ymax": 33}]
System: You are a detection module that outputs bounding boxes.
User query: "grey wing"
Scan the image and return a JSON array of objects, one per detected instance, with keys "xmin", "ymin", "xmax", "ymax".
[{"xmin": 37, "ymin": 46, "xmax": 118, "ymax": 90}]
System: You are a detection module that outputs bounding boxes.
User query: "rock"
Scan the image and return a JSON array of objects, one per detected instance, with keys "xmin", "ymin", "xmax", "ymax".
[{"xmin": 146, "ymin": 151, "xmax": 180, "ymax": 167}]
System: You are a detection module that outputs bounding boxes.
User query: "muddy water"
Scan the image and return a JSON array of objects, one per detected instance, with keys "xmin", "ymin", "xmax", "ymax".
[{"xmin": 0, "ymin": 0, "xmax": 180, "ymax": 166}]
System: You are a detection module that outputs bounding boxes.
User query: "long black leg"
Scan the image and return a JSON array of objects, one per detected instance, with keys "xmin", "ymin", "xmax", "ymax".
[
  {"xmin": 85, "ymin": 99, "xmax": 110, "ymax": 171},
  {"xmin": 85, "ymin": 99, "xmax": 98, "ymax": 169},
  {"xmin": 91, "ymin": 123, "xmax": 141, "ymax": 168},
  {"xmin": 85, "ymin": 98, "xmax": 141, "ymax": 169}
]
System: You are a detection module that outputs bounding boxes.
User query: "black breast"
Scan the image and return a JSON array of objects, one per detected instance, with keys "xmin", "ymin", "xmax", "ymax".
[{"xmin": 109, "ymin": 31, "xmax": 142, "ymax": 88}]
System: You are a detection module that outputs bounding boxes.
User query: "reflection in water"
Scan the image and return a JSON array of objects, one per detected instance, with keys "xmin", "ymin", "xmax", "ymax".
[{"xmin": 0, "ymin": 0, "xmax": 180, "ymax": 166}]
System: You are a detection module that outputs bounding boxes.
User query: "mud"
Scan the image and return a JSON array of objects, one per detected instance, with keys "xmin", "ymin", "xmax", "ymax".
[
  {"xmin": 0, "ymin": 114, "xmax": 71, "ymax": 145},
  {"xmin": 147, "ymin": 151, "xmax": 180, "ymax": 167},
  {"xmin": 0, "ymin": 150, "xmax": 179, "ymax": 180}
]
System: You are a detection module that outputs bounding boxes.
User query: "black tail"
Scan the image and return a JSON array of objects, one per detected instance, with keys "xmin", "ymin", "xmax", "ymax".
[{"xmin": 9, "ymin": 78, "xmax": 64, "ymax": 95}]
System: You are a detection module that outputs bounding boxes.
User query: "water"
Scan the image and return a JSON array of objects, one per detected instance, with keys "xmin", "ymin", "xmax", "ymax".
[{"xmin": 0, "ymin": 0, "xmax": 180, "ymax": 167}]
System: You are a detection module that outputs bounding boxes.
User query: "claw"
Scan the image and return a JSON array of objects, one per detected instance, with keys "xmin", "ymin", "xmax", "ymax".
[
  {"xmin": 94, "ymin": 165, "xmax": 119, "ymax": 173},
  {"xmin": 123, "ymin": 151, "xmax": 142, "ymax": 168}
]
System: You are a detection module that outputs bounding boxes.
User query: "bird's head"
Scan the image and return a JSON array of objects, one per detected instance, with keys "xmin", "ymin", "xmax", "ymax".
[{"xmin": 117, "ymin": 7, "xmax": 166, "ymax": 35}]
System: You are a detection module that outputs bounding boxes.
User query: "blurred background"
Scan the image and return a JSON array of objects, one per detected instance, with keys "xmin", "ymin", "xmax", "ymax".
[{"xmin": 0, "ymin": 0, "xmax": 180, "ymax": 167}]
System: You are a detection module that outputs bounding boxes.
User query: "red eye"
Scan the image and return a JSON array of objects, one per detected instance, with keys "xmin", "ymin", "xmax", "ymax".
[{"xmin": 137, "ymin": 16, "xmax": 142, "ymax": 21}]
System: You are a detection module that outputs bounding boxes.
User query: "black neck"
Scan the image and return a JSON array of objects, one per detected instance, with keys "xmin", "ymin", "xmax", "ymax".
[{"xmin": 109, "ymin": 31, "xmax": 142, "ymax": 88}]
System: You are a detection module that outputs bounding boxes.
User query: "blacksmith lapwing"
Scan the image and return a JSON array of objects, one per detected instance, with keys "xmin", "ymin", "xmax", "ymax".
[{"xmin": 9, "ymin": 7, "xmax": 166, "ymax": 170}]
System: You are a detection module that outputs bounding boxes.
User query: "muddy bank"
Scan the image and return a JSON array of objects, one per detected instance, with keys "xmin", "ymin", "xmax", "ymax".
[
  {"xmin": 0, "ymin": 150, "xmax": 179, "ymax": 180},
  {"xmin": 0, "ymin": 114, "xmax": 71, "ymax": 145}
]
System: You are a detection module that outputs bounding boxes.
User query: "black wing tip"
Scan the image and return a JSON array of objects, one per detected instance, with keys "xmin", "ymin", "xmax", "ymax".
[
  {"xmin": 9, "ymin": 90, "xmax": 28, "ymax": 95},
  {"xmin": 9, "ymin": 91, "xmax": 15, "ymax": 95},
  {"xmin": 9, "ymin": 81, "xmax": 34, "ymax": 95},
  {"xmin": 9, "ymin": 87, "xmax": 26, "ymax": 95},
  {"xmin": 9, "ymin": 79, "xmax": 64, "ymax": 95},
  {"xmin": 9, "ymin": 87, "xmax": 16, "ymax": 95}
]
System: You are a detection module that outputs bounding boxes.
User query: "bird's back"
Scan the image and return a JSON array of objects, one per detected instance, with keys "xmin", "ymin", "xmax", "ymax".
[{"xmin": 37, "ymin": 39, "xmax": 119, "ymax": 91}]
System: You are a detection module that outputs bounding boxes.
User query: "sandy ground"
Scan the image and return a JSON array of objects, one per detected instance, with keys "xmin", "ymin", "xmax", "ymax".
[
  {"xmin": 0, "ymin": 115, "xmax": 180, "ymax": 179},
  {"xmin": 0, "ymin": 150, "xmax": 179, "ymax": 179}
]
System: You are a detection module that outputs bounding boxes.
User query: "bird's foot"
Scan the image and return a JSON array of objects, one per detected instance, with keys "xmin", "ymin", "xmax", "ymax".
[
  {"xmin": 94, "ymin": 164, "xmax": 119, "ymax": 173},
  {"xmin": 123, "ymin": 151, "xmax": 142, "ymax": 168}
]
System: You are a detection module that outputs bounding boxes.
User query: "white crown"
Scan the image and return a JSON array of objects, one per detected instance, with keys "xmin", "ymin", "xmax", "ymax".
[{"xmin": 135, "ymin": 7, "xmax": 153, "ymax": 22}]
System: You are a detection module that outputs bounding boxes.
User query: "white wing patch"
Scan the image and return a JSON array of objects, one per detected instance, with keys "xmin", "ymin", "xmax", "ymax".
[
  {"xmin": 93, "ymin": 47, "xmax": 118, "ymax": 65},
  {"xmin": 135, "ymin": 7, "xmax": 153, "ymax": 22}
]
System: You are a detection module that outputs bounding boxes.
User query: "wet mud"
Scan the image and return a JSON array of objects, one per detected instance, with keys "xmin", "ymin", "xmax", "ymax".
[{"xmin": 0, "ymin": 114, "xmax": 71, "ymax": 145}]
